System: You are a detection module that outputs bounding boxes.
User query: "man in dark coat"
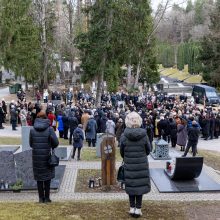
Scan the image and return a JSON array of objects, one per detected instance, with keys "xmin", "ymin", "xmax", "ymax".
[
  {"xmin": 10, "ymin": 105, "xmax": 18, "ymax": 130},
  {"xmin": 182, "ymin": 121, "xmax": 200, "ymax": 157},
  {"xmin": 120, "ymin": 112, "xmax": 151, "ymax": 218},
  {"xmin": 169, "ymin": 118, "xmax": 177, "ymax": 147},
  {"xmin": 72, "ymin": 124, "xmax": 84, "ymax": 160},
  {"xmin": 157, "ymin": 116, "xmax": 169, "ymax": 141},
  {"xmin": 62, "ymin": 113, "xmax": 69, "ymax": 139},
  {"xmin": 68, "ymin": 112, "xmax": 79, "ymax": 144},
  {"xmin": 0, "ymin": 103, "xmax": 4, "ymax": 129},
  {"xmin": 86, "ymin": 116, "xmax": 97, "ymax": 147},
  {"xmin": 29, "ymin": 111, "xmax": 59, "ymax": 203}
]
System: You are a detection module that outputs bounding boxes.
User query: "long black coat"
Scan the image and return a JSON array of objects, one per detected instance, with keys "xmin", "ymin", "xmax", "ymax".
[
  {"xmin": 29, "ymin": 118, "xmax": 59, "ymax": 181},
  {"xmin": 120, "ymin": 128, "xmax": 151, "ymax": 195}
]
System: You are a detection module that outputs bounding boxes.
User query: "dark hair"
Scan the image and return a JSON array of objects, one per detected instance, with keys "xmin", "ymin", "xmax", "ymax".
[{"xmin": 37, "ymin": 111, "xmax": 47, "ymax": 119}]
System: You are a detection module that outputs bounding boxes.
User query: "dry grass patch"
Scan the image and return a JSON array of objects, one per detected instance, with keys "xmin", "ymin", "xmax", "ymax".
[
  {"xmin": 81, "ymin": 147, "xmax": 122, "ymax": 162},
  {"xmin": 0, "ymin": 201, "xmax": 220, "ymax": 220},
  {"xmin": 0, "ymin": 137, "xmax": 70, "ymax": 146},
  {"xmin": 75, "ymin": 169, "xmax": 123, "ymax": 193},
  {"xmin": 198, "ymin": 150, "xmax": 220, "ymax": 171}
]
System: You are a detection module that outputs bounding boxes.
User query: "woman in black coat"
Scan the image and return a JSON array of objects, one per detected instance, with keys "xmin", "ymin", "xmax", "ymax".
[
  {"xmin": 29, "ymin": 111, "xmax": 59, "ymax": 203},
  {"xmin": 120, "ymin": 112, "xmax": 151, "ymax": 218},
  {"xmin": 169, "ymin": 118, "xmax": 177, "ymax": 147}
]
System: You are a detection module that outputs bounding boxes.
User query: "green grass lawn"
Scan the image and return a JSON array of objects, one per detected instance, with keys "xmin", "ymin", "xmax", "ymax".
[
  {"xmin": 0, "ymin": 201, "xmax": 220, "ymax": 220},
  {"xmin": 0, "ymin": 137, "xmax": 70, "ymax": 146},
  {"xmin": 81, "ymin": 147, "xmax": 122, "ymax": 162}
]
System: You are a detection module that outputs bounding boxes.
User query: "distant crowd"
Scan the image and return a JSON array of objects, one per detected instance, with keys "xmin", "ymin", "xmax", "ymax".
[{"xmin": 0, "ymin": 88, "xmax": 220, "ymax": 157}]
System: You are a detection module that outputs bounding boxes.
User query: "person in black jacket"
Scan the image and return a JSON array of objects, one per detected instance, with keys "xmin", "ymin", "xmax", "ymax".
[
  {"xmin": 62, "ymin": 113, "xmax": 69, "ymax": 140},
  {"xmin": 68, "ymin": 111, "xmax": 79, "ymax": 144},
  {"xmin": 120, "ymin": 112, "xmax": 151, "ymax": 218},
  {"xmin": 0, "ymin": 103, "xmax": 4, "ymax": 129},
  {"xmin": 29, "ymin": 111, "xmax": 59, "ymax": 203},
  {"xmin": 169, "ymin": 118, "xmax": 177, "ymax": 147},
  {"xmin": 182, "ymin": 120, "xmax": 200, "ymax": 157}
]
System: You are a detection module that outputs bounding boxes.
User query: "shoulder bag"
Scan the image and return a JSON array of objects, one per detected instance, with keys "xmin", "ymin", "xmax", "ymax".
[
  {"xmin": 48, "ymin": 128, "xmax": 59, "ymax": 167},
  {"xmin": 117, "ymin": 161, "xmax": 125, "ymax": 182}
]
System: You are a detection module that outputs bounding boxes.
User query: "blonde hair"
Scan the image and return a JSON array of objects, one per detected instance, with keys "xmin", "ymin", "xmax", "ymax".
[{"xmin": 125, "ymin": 112, "xmax": 142, "ymax": 128}]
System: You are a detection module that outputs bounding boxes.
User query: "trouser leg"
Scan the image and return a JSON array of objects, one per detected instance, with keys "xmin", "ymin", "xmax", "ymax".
[
  {"xmin": 129, "ymin": 195, "xmax": 135, "ymax": 208},
  {"xmin": 77, "ymin": 148, "xmax": 81, "ymax": 159},
  {"xmin": 59, "ymin": 131, "xmax": 64, "ymax": 138},
  {"xmin": 69, "ymin": 130, "xmax": 73, "ymax": 144},
  {"xmin": 72, "ymin": 147, "xmax": 77, "ymax": 158},
  {"xmin": 44, "ymin": 180, "xmax": 51, "ymax": 199},
  {"xmin": 183, "ymin": 141, "xmax": 191, "ymax": 156},
  {"xmin": 37, "ymin": 181, "xmax": 44, "ymax": 199},
  {"xmin": 64, "ymin": 127, "xmax": 68, "ymax": 139},
  {"xmin": 88, "ymin": 139, "xmax": 92, "ymax": 147},
  {"xmin": 135, "ymin": 195, "xmax": 143, "ymax": 209},
  {"xmin": 192, "ymin": 142, "xmax": 198, "ymax": 156},
  {"xmin": 92, "ymin": 139, "xmax": 96, "ymax": 147}
]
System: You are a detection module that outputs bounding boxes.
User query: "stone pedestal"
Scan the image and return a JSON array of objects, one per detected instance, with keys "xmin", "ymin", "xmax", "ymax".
[{"xmin": 22, "ymin": 126, "xmax": 32, "ymax": 151}]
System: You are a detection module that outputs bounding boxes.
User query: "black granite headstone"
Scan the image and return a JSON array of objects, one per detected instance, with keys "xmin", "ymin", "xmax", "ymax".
[
  {"xmin": 150, "ymin": 168, "xmax": 220, "ymax": 193},
  {"xmin": 14, "ymin": 150, "xmax": 35, "ymax": 187},
  {"xmin": 0, "ymin": 151, "xmax": 16, "ymax": 184}
]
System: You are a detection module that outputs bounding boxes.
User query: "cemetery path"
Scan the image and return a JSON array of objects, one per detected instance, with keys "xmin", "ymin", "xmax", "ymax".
[
  {"xmin": 0, "ymin": 158, "xmax": 220, "ymax": 203},
  {"xmin": 1, "ymin": 125, "xmax": 220, "ymax": 153}
]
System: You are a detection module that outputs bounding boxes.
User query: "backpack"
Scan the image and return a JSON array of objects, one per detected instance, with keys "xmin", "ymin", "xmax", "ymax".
[{"xmin": 73, "ymin": 131, "xmax": 81, "ymax": 142}]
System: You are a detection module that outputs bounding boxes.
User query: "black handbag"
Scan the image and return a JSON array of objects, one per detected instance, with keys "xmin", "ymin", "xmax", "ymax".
[
  {"xmin": 48, "ymin": 149, "xmax": 59, "ymax": 167},
  {"xmin": 47, "ymin": 128, "xmax": 59, "ymax": 167},
  {"xmin": 117, "ymin": 161, "xmax": 125, "ymax": 182}
]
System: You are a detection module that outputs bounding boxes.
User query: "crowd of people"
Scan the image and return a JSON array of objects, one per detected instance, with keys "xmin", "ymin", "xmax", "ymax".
[
  {"xmin": 1, "ymin": 89, "xmax": 220, "ymax": 152},
  {"xmin": 1, "ymin": 87, "xmax": 220, "ymax": 216}
]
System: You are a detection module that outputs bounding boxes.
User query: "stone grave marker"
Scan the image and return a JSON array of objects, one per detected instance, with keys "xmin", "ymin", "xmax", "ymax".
[
  {"xmin": 14, "ymin": 150, "xmax": 35, "ymax": 187},
  {"xmin": 21, "ymin": 126, "xmax": 32, "ymax": 151},
  {"xmin": 0, "ymin": 151, "xmax": 16, "ymax": 184}
]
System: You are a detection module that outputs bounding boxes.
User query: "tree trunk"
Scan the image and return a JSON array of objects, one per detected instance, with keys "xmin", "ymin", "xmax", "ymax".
[
  {"xmin": 25, "ymin": 80, "xmax": 28, "ymax": 91},
  {"xmin": 95, "ymin": 68, "xmax": 104, "ymax": 107},
  {"xmin": 134, "ymin": 61, "xmax": 141, "ymax": 88},
  {"xmin": 95, "ymin": 5, "xmax": 114, "ymax": 106},
  {"xmin": 69, "ymin": 1, "xmax": 74, "ymax": 85},
  {"xmin": 126, "ymin": 63, "xmax": 132, "ymax": 89},
  {"xmin": 174, "ymin": 45, "xmax": 178, "ymax": 67},
  {"xmin": 42, "ymin": 1, "xmax": 48, "ymax": 89}
]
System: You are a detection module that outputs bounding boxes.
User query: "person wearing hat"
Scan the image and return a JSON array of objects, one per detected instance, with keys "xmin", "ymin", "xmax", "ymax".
[
  {"xmin": 182, "ymin": 120, "xmax": 200, "ymax": 157},
  {"xmin": 120, "ymin": 112, "xmax": 151, "ymax": 218}
]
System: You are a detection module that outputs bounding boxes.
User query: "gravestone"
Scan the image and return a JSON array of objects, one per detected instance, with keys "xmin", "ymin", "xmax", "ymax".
[
  {"xmin": 14, "ymin": 150, "xmax": 35, "ymax": 187},
  {"xmin": 55, "ymin": 147, "xmax": 69, "ymax": 161},
  {"xmin": 96, "ymin": 133, "xmax": 115, "ymax": 157},
  {"xmin": 0, "ymin": 151, "xmax": 16, "ymax": 184},
  {"xmin": 14, "ymin": 150, "xmax": 66, "ymax": 190},
  {"xmin": 101, "ymin": 137, "xmax": 116, "ymax": 186},
  {"xmin": 22, "ymin": 126, "xmax": 32, "ymax": 151},
  {"xmin": 0, "ymin": 146, "xmax": 19, "ymax": 153}
]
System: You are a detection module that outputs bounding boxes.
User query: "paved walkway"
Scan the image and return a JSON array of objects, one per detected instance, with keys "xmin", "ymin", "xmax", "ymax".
[{"xmin": 0, "ymin": 158, "xmax": 220, "ymax": 203}]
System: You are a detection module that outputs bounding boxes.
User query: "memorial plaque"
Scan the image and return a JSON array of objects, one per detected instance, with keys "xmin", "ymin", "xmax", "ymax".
[
  {"xmin": 14, "ymin": 150, "xmax": 35, "ymax": 187},
  {"xmin": 96, "ymin": 133, "xmax": 115, "ymax": 157},
  {"xmin": 0, "ymin": 151, "xmax": 16, "ymax": 184},
  {"xmin": 22, "ymin": 126, "xmax": 32, "ymax": 151}
]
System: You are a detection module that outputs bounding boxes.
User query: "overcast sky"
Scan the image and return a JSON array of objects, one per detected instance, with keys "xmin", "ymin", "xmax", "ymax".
[{"xmin": 151, "ymin": 0, "xmax": 188, "ymax": 10}]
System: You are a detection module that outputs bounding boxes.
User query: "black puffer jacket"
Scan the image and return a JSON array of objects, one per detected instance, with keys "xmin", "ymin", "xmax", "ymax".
[
  {"xmin": 120, "ymin": 128, "xmax": 151, "ymax": 195},
  {"xmin": 29, "ymin": 118, "xmax": 59, "ymax": 181}
]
